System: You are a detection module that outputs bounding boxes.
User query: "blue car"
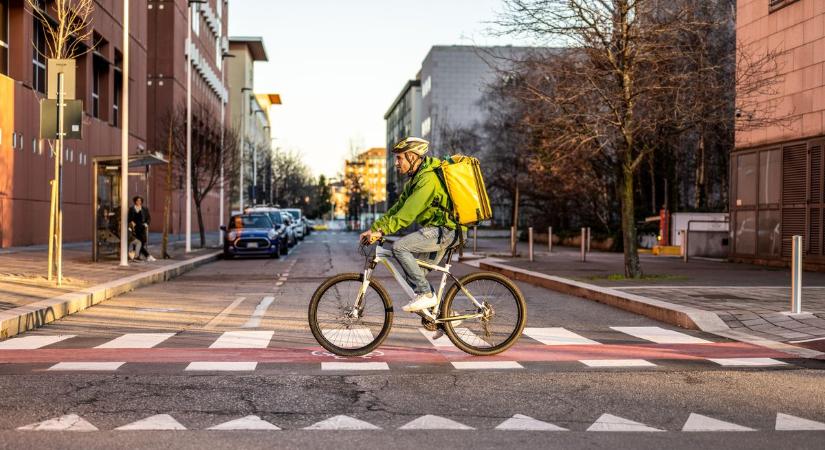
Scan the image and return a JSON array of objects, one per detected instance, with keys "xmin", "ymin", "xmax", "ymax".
[{"xmin": 221, "ymin": 214, "xmax": 282, "ymax": 259}]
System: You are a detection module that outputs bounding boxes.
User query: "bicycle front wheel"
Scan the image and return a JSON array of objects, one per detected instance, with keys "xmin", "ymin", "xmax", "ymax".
[
  {"xmin": 308, "ymin": 273, "xmax": 393, "ymax": 356},
  {"xmin": 441, "ymin": 272, "xmax": 526, "ymax": 356}
]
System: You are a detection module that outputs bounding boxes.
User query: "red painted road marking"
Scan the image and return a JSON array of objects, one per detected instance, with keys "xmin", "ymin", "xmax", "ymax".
[{"xmin": 0, "ymin": 342, "xmax": 792, "ymax": 364}]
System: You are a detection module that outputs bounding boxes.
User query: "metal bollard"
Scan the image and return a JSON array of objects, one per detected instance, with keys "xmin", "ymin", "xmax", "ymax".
[
  {"xmin": 510, "ymin": 226, "xmax": 516, "ymax": 256},
  {"xmin": 586, "ymin": 227, "xmax": 591, "ymax": 253},
  {"xmin": 682, "ymin": 229, "xmax": 688, "ymax": 263},
  {"xmin": 473, "ymin": 226, "xmax": 478, "ymax": 254},
  {"xmin": 580, "ymin": 227, "xmax": 587, "ymax": 262},
  {"xmin": 548, "ymin": 226, "xmax": 552, "ymax": 254},
  {"xmin": 528, "ymin": 227, "xmax": 534, "ymax": 262},
  {"xmin": 791, "ymin": 235, "xmax": 803, "ymax": 314}
]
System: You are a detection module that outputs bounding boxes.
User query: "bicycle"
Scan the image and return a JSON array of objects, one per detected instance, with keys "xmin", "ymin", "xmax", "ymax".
[{"xmin": 308, "ymin": 237, "xmax": 527, "ymax": 357}]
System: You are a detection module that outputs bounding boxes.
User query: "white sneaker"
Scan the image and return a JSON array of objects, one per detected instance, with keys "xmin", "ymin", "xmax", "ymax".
[
  {"xmin": 402, "ymin": 292, "xmax": 437, "ymax": 312},
  {"xmin": 146, "ymin": 255, "xmax": 157, "ymax": 262}
]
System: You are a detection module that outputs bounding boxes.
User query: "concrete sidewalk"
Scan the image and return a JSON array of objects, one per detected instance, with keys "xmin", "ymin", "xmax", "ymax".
[
  {"xmin": 471, "ymin": 237, "xmax": 825, "ymax": 354},
  {"xmin": 0, "ymin": 236, "xmax": 221, "ymax": 339}
]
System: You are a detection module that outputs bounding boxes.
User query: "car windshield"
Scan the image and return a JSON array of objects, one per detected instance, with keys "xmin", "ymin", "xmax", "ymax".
[
  {"xmin": 229, "ymin": 215, "xmax": 272, "ymax": 229},
  {"xmin": 267, "ymin": 212, "xmax": 283, "ymax": 225},
  {"xmin": 287, "ymin": 210, "xmax": 301, "ymax": 220}
]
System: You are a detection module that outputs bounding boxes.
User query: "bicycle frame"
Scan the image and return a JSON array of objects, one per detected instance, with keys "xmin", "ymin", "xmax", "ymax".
[{"xmin": 354, "ymin": 244, "xmax": 486, "ymax": 323}]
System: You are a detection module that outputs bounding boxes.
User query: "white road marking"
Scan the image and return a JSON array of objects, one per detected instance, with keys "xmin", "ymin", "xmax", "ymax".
[
  {"xmin": 203, "ymin": 297, "xmax": 247, "ymax": 329},
  {"xmin": 587, "ymin": 414, "xmax": 664, "ymax": 432},
  {"xmin": 115, "ymin": 414, "xmax": 186, "ymax": 431},
  {"xmin": 775, "ymin": 413, "xmax": 825, "ymax": 431},
  {"xmin": 321, "ymin": 328, "xmax": 374, "ymax": 347},
  {"xmin": 17, "ymin": 414, "xmax": 98, "ymax": 432},
  {"xmin": 452, "ymin": 327, "xmax": 490, "ymax": 347},
  {"xmin": 321, "ymin": 362, "xmax": 389, "ymax": 371},
  {"xmin": 304, "ymin": 415, "xmax": 381, "ymax": 430},
  {"xmin": 524, "ymin": 327, "xmax": 601, "ymax": 345},
  {"xmin": 242, "ymin": 296, "xmax": 275, "ymax": 328},
  {"xmin": 95, "ymin": 333, "xmax": 175, "ymax": 349},
  {"xmin": 708, "ymin": 358, "xmax": 787, "ymax": 367},
  {"xmin": 0, "ymin": 335, "xmax": 74, "ymax": 349},
  {"xmin": 209, "ymin": 331, "xmax": 273, "ymax": 348},
  {"xmin": 495, "ymin": 414, "xmax": 567, "ymax": 431},
  {"xmin": 418, "ymin": 329, "xmax": 454, "ymax": 347},
  {"xmin": 185, "ymin": 361, "xmax": 257, "ymax": 371},
  {"xmin": 399, "ymin": 415, "xmax": 474, "ymax": 430},
  {"xmin": 682, "ymin": 413, "xmax": 754, "ymax": 432},
  {"xmin": 48, "ymin": 362, "xmax": 125, "ymax": 371},
  {"xmin": 451, "ymin": 361, "xmax": 523, "ymax": 370},
  {"xmin": 611, "ymin": 326, "xmax": 712, "ymax": 344},
  {"xmin": 789, "ymin": 337, "xmax": 825, "ymax": 344},
  {"xmin": 580, "ymin": 359, "xmax": 656, "ymax": 368},
  {"xmin": 208, "ymin": 415, "xmax": 280, "ymax": 430}
]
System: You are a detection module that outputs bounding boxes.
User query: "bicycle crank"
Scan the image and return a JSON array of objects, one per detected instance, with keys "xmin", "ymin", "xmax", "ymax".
[{"xmin": 421, "ymin": 316, "xmax": 438, "ymax": 332}]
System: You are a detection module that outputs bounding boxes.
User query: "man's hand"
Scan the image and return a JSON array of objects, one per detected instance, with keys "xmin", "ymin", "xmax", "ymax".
[{"xmin": 359, "ymin": 230, "xmax": 383, "ymax": 245}]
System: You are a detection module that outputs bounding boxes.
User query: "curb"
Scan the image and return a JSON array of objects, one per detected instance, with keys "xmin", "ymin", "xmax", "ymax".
[
  {"xmin": 479, "ymin": 259, "xmax": 824, "ymax": 359},
  {"xmin": 0, "ymin": 251, "xmax": 221, "ymax": 339}
]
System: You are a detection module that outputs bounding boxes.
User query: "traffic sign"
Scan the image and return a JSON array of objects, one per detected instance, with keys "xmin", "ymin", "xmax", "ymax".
[
  {"xmin": 39, "ymin": 99, "xmax": 83, "ymax": 140},
  {"xmin": 47, "ymin": 59, "xmax": 76, "ymax": 99}
]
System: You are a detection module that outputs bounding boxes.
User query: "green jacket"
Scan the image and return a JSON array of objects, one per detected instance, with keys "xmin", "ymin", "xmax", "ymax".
[{"xmin": 371, "ymin": 156, "xmax": 459, "ymax": 235}]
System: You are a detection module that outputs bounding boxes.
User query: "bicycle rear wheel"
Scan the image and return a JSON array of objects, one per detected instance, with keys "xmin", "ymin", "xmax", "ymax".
[
  {"xmin": 441, "ymin": 272, "xmax": 526, "ymax": 356},
  {"xmin": 308, "ymin": 273, "xmax": 393, "ymax": 356}
]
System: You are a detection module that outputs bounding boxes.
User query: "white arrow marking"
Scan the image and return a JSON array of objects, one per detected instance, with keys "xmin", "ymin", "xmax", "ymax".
[
  {"xmin": 208, "ymin": 415, "xmax": 280, "ymax": 430},
  {"xmin": 587, "ymin": 414, "xmax": 664, "ymax": 432},
  {"xmin": 96, "ymin": 333, "xmax": 175, "ymax": 349},
  {"xmin": 775, "ymin": 413, "xmax": 825, "ymax": 431},
  {"xmin": 0, "ymin": 335, "xmax": 75, "ymax": 349},
  {"xmin": 682, "ymin": 413, "xmax": 754, "ymax": 431},
  {"xmin": 495, "ymin": 414, "xmax": 567, "ymax": 431},
  {"xmin": 115, "ymin": 414, "xmax": 187, "ymax": 430},
  {"xmin": 304, "ymin": 415, "xmax": 381, "ymax": 430},
  {"xmin": 399, "ymin": 415, "xmax": 474, "ymax": 430},
  {"xmin": 17, "ymin": 414, "xmax": 98, "ymax": 432},
  {"xmin": 524, "ymin": 328, "xmax": 600, "ymax": 345},
  {"xmin": 611, "ymin": 326, "xmax": 711, "ymax": 344}
]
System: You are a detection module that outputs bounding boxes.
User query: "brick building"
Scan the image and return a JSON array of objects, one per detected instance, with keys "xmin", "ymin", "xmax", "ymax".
[
  {"xmin": 732, "ymin": 0, "xmax": 825, "ymax": 266},
  {"xmin": 0, "ymin": 0, "xmax": 148, "ymax": 247}
]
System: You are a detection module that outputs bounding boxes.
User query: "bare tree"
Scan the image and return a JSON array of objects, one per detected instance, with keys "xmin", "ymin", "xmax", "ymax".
[{"xmin": 27, "ymin": 0, "xmax": 95, "ymax": 60}]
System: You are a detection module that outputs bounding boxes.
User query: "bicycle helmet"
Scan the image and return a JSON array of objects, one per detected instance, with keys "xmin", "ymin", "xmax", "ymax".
[{"xmin": 392, "ymin": 137, "xmax": 429, "ymax": 156}]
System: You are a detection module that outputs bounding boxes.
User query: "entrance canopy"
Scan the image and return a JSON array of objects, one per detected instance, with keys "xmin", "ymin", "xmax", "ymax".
[{"xmin": 93, "ymin": 152, "xmax": 168, "ymax": 169}]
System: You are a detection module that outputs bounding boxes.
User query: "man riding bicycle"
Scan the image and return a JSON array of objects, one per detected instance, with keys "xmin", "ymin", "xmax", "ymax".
[{"xmin": 360, "ymin": 137, "xmax": 462, "ymax": 313}]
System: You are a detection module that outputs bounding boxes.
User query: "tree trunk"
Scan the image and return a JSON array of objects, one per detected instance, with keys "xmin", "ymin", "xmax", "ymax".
[
  {"xmin": 620, "ymin": 164, "xmax": 641, "ymax": 278},
  {"xmin": 195, "ymin": 198, "xmax": 206, "ymax": 248},
  {"xmin": 511, "ymin": 183, "xmax": 520, "ymax": 257},
  {"xmin": 694, "ymin": 134, "xmax": 706, "ymax": 209}
]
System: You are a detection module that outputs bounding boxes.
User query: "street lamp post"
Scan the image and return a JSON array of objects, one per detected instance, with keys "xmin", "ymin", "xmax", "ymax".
[
  {"xmin": 185, "ymin": 0, "xmax": 206, "ymax": 252},
  {"xmin": 119, "ymin": 0, "xmax": 130, "ymax": 267},
  {"xmin": 239, "ymin": 87, "xmax": 253, "ymax": 212}
]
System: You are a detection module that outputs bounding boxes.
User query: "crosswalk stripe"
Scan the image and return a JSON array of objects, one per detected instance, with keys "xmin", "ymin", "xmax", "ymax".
[
  {"xmin": 610, "ymin": 326, "xmax": 712, "ymax": 344},
  {"xmin": 321, "ymin": 362, "xmax": 389, "ymax": 371},
  {"xmin": 48, "ymin": 362, "xmax": 125, "ymax": 371},
  {"xmin": 580, "ymin": 359, "xmax": 656, "ymax": 368},
  {"xmin": 185, "ymin": 362, "xmax": 257, "ymax": 371},
  {"xmin": 321, "ymin": 328, "xmax": 374, "ymax": 347},
  {"xmin": 451, "ymin": 361, "xmax": 523, "ymax": 370},
  {"xmin": 209, "ymin": 331, "xmax": 274, "ymax": 348},
  {"xmin": 708, "ymin": 358, "xmax": 787, "ymax": 367},
  {"xmin": 95, "ymin": 333, "xmax": 175, "ymax": 349},
  {"xmin": 242, "ymin": 296, "xmax": 275, "ymax": 328},
  {"xmin": 523, "ymin": 327, "xmax": 601, "ymax": 345},
  {"xmin": 0, "ymin": 335, "xmax": 75, "ymax": 349},
  {"xmin": 418, "ymin": 329, "xmax": 454, "ymax": 347}
]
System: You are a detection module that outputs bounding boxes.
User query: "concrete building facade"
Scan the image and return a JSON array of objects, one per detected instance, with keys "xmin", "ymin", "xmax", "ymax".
[
  {"xmin": 732, "ymin": 0, "xmax": 825, "ymax": 267},
  {"xmin": 0, "ymin": 0, "xmax": 148, "ymax": 247}
]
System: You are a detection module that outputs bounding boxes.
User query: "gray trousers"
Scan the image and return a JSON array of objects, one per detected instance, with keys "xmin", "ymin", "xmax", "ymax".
[{"xmin": 392, "ymin": 226, "xmax": 457, "ymax": 295}]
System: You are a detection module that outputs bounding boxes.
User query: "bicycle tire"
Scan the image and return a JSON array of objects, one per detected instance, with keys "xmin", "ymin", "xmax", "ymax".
[
  {"xmin": 441, "ymin": 271, "xmax": 526, "ymax": 356},
  {"xmin": 308, "ymin": 272, "xmax": 394, "ymax": 357}
]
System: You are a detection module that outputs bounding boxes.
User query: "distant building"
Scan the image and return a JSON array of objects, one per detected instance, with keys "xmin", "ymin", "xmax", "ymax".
[
  {"xmin": 345, "ymin": 147, "xmax": 387, "ymax": 207},
  {"xmin": 732, "ymin": 0, "xmax": 825, "ymax": 268},
  {"xmin": 384, "ymin": 79, "xmax": 422, "ymax": 208}
]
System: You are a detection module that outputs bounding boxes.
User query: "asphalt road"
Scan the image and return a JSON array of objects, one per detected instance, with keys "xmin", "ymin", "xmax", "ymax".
[{"xmin": 0, "ymin": 231, "xmax": 823, "ymax": 449}]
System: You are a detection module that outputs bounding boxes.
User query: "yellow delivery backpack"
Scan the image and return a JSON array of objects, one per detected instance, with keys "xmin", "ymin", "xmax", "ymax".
[{"xmin": 436, "ymin": 155, "xmax": 493, "ymax": 226}]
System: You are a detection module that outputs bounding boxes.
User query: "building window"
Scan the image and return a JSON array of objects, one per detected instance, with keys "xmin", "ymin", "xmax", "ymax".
[
  {"xmin": 192, "ymin": 4, "xmax": 199, "ymax": 36},
  {"xmin": 735, "ymin": 153, "xmax": 757, "ymax": 207},
  {"xmin": 92, "ymin": 61, "xmax": 101, "ymax": 118},
  {"xmin": 769, "ymin": 0, "xmax": 801, "ymax": 13},
  {"xmin": 113, "ymin": 71, "xmax": 121, "ymax": 127},
  {"xmin": 422, "ymin": 76, "xmax": 431, "ymax": 98},
  {"xmin": 32, "ymin": 17, "xmax": 47, "ymax": 93},
  {"xmin": 422, "ymin": 116, "xmax": 431, "ymax": 137},
  {"xmin": 0, "ymin": 0, "xmax": 8, "ymax": 75},
  {"xmin": 758, "ymin": 150, "xmax": 780, "ymax": 205}
]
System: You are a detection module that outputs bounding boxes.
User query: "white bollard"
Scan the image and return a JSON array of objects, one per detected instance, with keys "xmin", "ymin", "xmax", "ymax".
[
  {"xmin": 548, "ymin": 226, "xmax": 552, "ymax": 254},
  {"xmin": 580, "ymin": 227, "xmax": 587, "ymax": 262},
  {"xmin": 791, "ymin": 235, "xmax": 803, "ymax": 314},
  {"xmin": 528, "ymin": 227, "xmax": 534, "ymax": 262}
]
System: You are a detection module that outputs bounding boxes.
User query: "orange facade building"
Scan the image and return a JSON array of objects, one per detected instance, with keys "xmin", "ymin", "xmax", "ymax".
[{"xmin": 733, "ymin": 0, "xmax": 825, "ymax": 266}]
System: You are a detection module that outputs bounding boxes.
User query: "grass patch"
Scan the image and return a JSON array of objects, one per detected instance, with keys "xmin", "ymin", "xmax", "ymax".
[{"xmin": 584, "ymin": 273, "xmax": 689, "ymax": 282}]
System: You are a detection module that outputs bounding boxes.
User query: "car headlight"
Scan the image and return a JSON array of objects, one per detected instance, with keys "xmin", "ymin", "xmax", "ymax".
[
  {"xmin": 228, "ymin": 231, "xmax": 237, "ymax": 241},
  {"xmin": 267, "ymin": 229, "xmax": 277, "ymax": 240}
]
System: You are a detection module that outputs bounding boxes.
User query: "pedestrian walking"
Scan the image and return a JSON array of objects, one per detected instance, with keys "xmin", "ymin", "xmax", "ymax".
[{"xmin": 128, "ymin": 195, "xmax": 156, "ymax": 261}]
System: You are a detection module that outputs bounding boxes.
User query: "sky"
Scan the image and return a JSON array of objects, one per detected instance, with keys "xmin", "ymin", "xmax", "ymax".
[{"xmin": 228, "ymin": 0, "xmax": 533, "ymax": 179}]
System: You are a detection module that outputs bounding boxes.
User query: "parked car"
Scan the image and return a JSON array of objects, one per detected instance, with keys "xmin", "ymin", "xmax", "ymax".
[
  {"xmin": 281, "ymin": 212, "xmax": 298, "ymax": 247},
  {"xmin": 220, "ymin": 214, "xmax": 281, "ymax": 259},
  {"xmin": 246, "ymin": 207, "xmax": 291, "ymax": 255},
  {"xmin": 284, "ymin": 208, "xmax": 306, "ymax": 240}
]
